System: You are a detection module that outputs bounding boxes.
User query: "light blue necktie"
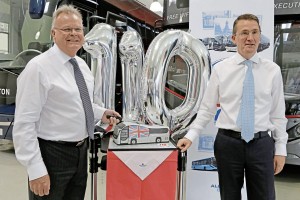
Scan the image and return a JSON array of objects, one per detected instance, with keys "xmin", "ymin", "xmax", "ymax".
[
  {"xmin": 70, "ymin": 58, "xmax": 95, "ymax": 140},
  {"xmin": 237, "ymin": 60, "xmax": 255, "ymax": 142}
]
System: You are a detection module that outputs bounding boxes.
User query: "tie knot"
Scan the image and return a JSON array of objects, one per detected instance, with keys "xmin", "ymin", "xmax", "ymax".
[
  {"xmin": 244, "ymin": 60, "xmax": 253, "ymax": 68},
  {"xmin": 69, "ymin": 58, "xmax": 78, "ymax": 67}
]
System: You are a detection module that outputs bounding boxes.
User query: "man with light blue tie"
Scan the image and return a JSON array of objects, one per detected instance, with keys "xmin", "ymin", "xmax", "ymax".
[{"xmin": 177, "ymin": 14, "xmax": 288, "ymax": 200}]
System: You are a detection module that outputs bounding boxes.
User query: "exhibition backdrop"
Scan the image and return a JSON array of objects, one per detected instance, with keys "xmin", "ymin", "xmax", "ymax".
[{"xmin": 187, "ymin": 0, "xmax": 274, "ymax": 199}]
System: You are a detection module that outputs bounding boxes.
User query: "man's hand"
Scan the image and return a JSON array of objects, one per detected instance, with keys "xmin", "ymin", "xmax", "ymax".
[
  {"xmin": 274, "ymin": 155, "xmax": 286, "ymax": 175},
  {"xmin": 29, "ymin": 174, "xmax": 50, "ymax": 196},
  {"xmin": 101, "ymin": 110, "xmax": 121, "ymax": 125},
  {"xmin": 177, "ymin": 137, "xmax": 192, "ymax": 152}
]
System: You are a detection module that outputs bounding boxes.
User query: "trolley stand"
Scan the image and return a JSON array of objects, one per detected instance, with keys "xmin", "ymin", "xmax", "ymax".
[
  {"xmin": 89, "ymin": 134, "xmax": 101, "ymax": 200},
  {"xmin": 176, "ymin": 149, "xmax": 187, "ymax": 200}
]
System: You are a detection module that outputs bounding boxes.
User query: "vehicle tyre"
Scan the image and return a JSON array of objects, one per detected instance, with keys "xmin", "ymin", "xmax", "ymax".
[
  {"xmin": 156, "ymin": 137, "xmax": 161, "ymax": 143},
  {"xmin": 294, "ymin": 124, "xmax": 300, "ymax": 137},
  {"xmin": 131, "ymin": 139, "xmax": 137, "ymax": 144}
]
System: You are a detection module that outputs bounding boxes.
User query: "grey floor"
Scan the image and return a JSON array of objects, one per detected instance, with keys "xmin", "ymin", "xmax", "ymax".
[
  {"xmin": 0, "ymin": 140, "xmax": 106, "ymax": 200},
  {"xmin": 1, "ymin": 139, "xmax": 300, "ymax": 200}
]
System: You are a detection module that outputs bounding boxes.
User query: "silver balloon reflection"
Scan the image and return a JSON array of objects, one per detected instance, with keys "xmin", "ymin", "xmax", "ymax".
[
  {"xmin": 119, "ymin": 30, "xmax": 144, "ymax": 121},
  {"xmin": 140, "ymin": 30, "xmax": 211, "ymax": 138},
  {"xmin": 83, "ymin": 23, "xmax": 117, "ymax": 109}
]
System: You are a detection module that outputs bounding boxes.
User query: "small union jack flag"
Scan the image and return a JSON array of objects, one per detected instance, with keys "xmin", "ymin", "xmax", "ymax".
[{"xmin": 129, "ymin": 125, "xmax": 149, "ymax": 138}]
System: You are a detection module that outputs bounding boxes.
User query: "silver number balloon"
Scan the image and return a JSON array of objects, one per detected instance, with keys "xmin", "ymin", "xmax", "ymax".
[
  {"xmin": 140, "ymin": 29, "xmax": 211, "ymax": 137},
  {"xmin": 119, "ymin": 29, "xmax": 144, "ymax": 121},
  {"xmin": 83, "ymin": 23, "xmax": 117, "ymax": 109}
]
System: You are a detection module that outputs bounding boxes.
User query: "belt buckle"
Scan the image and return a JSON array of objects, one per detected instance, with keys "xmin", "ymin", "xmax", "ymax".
[{"xmin": 76, "ymin": 139, "xmax": 85, "ymax": 147}]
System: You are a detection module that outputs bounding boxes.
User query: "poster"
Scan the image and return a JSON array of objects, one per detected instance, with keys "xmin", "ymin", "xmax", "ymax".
[
  {"xmin": 187, "ymin": 0, "xmax": 274, "ymax": 199},
  {"xmin": 189, "ymin": 0, "xmax": 274, "ymax": 64}
]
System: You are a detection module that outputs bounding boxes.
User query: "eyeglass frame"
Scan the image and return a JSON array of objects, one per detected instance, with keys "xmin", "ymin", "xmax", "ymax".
[{"xmin": 54, "ymin": 27, "xmax": 84, "ymax": 33}]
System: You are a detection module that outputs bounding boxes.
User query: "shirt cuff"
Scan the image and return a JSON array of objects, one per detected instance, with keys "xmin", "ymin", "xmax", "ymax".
[
  {"xmin": 274, "ymin": 142, "xmax": 287, "ymax": 156},
  {"xmin": 93, "ymin": 104, "xmax": 107, "ymax": 121},
  {"xmin": 27, "ymin": 162, "xmax": 48, "ymax": 181},
  {"xmin": 184, "ymin": 128, "xmax": 199, "ymax": 142}
]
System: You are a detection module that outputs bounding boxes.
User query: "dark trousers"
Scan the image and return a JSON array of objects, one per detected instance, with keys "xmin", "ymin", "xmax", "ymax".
[
  {"xmin": 214, "ymin": 129, "xmax": 275, "ymax": 200},
  {"xmin": 29, "ymin": 138, "xmax": 88, "ymax": 200}
]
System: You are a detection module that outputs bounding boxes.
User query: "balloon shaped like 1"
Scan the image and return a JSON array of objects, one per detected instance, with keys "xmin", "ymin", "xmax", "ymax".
[
  {"xmin": 119, "ymin": 30, "xmax": 145, "ymax": 121},
  {"xmin": 83, "ymin": 23, "xmax": 117, "ymax": 110},
  {"xmin": 140, "ymin": 29, "xmax": 211, "ymax": 138}
]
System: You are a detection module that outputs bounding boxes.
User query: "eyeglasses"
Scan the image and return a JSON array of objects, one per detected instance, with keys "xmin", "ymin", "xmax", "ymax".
[
  {"xmin": 236, "ymin": 30, "xmax": 260, "ymax": 38},
  {"xmin": 55, "ymin": 27, "xmax": 84, "ymax": 33}
]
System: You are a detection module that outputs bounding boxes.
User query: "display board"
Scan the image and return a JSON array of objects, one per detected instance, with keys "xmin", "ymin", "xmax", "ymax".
[
  {"xmin": 189, "ymin": 0, "xmax": 274, "ymax": 63},
  {"xmin": 187, "ymin": 0, "xmax": 274, "ymax": 199}
]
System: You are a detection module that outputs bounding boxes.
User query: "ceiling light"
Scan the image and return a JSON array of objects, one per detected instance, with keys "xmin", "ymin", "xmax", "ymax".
[
  {"xmin": 150, "ymin": 1, "xmax": 163, "ymax": 13},
  {"xmin": 86, "ymin": 0, "xmax": 98, "ymax": 5}
]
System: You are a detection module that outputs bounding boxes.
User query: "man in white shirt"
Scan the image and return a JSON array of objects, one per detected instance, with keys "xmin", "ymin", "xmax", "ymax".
[
  {"xmin": 177, "ymin": 14, "xmax": 288, "ymax": 200},
  {"xmin": 13, "ymin": 5, "xmax": 120, "ymax": 199}
]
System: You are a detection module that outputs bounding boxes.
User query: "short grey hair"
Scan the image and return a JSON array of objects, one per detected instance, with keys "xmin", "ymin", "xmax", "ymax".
[{"xmin": 51, "ymin": 5, "xmax": 83, "ymax": 29}]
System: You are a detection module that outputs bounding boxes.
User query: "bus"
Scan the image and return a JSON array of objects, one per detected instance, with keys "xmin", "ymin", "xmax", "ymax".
[
  {"xmin": 191, "ymin": 157, "xmax": 217, "ymax": 171},
  {"xmin": 113, "ymin": 122, "xmax": 170, "ymax": 145},
  {"xmin": 274, "ymin": 24, "xmax": 300, "ymax": 165}
]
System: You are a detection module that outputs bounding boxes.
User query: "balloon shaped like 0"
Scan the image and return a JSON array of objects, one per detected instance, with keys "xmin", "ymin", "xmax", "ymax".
[
  {"xmin": 83, "ymin": 23, "xmax": 117, "ymax": 110},
  {"xmin": 119, "ymin": 29, "xmax": 145, "ymax": 121},
  {"xmin": 140, "ymin": 29, "xmax": 211, "ymax": 137}
]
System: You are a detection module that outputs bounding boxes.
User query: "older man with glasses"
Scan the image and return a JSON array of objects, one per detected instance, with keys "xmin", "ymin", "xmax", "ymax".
[{"xmin": 13, "ymin": 5, "xmax": 121, "ymax": 200}]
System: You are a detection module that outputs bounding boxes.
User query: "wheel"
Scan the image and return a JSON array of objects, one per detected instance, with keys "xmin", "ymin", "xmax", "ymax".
[
  {"xmin": 156, "ymin": 137, "xmax": 161, "ymax": 143},
  {"xmin": 131, "ymin": 139, "xmax": 137, "ymax": 144},
  {"xmin": 294, "ymin": 124, "xmax": 300, "ymax": 137}
]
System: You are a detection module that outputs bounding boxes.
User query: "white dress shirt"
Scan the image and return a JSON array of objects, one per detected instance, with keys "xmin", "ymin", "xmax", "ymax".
[
  {"xmin": 185, "ymin": 53, "xmax": 288, "ymax": 156},
  {"xmin": 13, "ymin": 44, "xmax": 106, "ymax": 180}
]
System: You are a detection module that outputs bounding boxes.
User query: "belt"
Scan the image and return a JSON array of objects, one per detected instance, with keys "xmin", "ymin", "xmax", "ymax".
[
  {"xmin": 38, "ymin": 137, "xmax": 87, "ymax": 147},
  {"xmin": 219, "ymin": 129, "xmax": 270, "ymax": 141}
]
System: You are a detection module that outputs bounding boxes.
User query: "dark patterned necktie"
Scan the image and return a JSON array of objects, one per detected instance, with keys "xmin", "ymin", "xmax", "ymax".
[
  {"xmin": 69, "ymin": 58, "xmax": 95, "ymax": 139},
  {"xmin": 237, "ymin": 60, "xmax": 255, "ymax": 142}
]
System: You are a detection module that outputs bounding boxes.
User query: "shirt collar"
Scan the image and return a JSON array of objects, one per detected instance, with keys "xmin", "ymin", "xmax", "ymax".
[
  {"xmin": 52, "ymin": 44, "xmax": 76, "ymax": 65},
  {"xmin": 234, "ymin": 52, "xmax": 259, "ymax": 65}
]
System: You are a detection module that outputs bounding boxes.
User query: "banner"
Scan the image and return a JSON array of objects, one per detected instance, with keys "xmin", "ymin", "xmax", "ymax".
[{"xmin": 187, "ymin": 0, "xmax": 274, "ymax": 199}]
